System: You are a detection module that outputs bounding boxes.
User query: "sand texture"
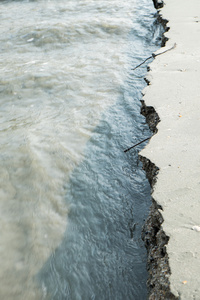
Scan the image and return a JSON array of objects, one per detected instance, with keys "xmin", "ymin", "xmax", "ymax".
[{"xmin": 140, "ymin": 0, "xmax": 200, "ymax": 299}]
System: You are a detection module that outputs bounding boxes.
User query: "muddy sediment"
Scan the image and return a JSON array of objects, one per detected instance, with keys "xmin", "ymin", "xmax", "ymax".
[
  {"xmin": 138, "ymin": 1, "xmax": 179, "ymax": 298},
  {"xmin": 139, "ymin": 154, "xmax": 178, "ymax": 299},
  {"xmin": 140, "ymin": 100, "xmax": 159, "ymax": 134},
  {"xmin": 152, "ymin": 0, "xmax": 164, "ymax": 10},
  {"xmin": 139, "ymin": 110, "xmax": 178, "ymax": 299},
  {"xmin": 139, "ymin": 101, "xmax": 179, "ymax": 299}
]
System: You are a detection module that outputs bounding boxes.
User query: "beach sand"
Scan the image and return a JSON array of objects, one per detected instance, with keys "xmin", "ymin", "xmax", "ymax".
[{"xmin": 140, "ymin": 0, "xmax": 200, "ymax": 298}]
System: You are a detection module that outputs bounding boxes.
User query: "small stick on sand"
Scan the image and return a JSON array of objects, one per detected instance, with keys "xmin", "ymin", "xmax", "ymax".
[
  {"xmin": 131, "ymin": 43, "xmax": 176, "ymax": 71},
  {"xmin": 124, "ymin": 136, "xmax": 152, "ymax": 153}
]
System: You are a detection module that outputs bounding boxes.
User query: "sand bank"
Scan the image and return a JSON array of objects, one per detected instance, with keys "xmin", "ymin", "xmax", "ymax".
[{"xmin": 140, "ymin": 0, "xmax": 200, "ymax": 299}]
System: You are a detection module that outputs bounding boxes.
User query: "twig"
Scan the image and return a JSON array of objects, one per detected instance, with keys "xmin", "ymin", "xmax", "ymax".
[
  {"xmin": 124, "ymin": 136, "xmax": 152, "ymax": 153},
  {"xmin": 131, "ymin": 43, "xmax": 176, "ymax": 71},
  {"xmin": 125, "ymin": 44, "xmax": 176, "ymax": 152}
]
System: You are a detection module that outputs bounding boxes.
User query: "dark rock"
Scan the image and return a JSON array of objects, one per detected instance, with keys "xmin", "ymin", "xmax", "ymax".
[
  {"xmin": 140, "ymin": 100, "xmax": 160, "ymax": 134},
  {"xmin": 152, "ymin": 0, "xmax": 164, "ymax": 9},
  {"xmin": 140, "ymin": 91, "xmax": 178, "ymax": 300}
]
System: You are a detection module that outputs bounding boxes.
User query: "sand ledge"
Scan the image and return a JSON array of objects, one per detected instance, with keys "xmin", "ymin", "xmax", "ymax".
[
  {"xmin": 139, "ymin": 4, "xmax": 177, "ymax": 297},
  {"xmin": 139, "ymin": 124, "xmax": 178, "ymax": 299},
  {"xmin": 140, "ymin": 0, "xmax": 200, "ymax": 299}
]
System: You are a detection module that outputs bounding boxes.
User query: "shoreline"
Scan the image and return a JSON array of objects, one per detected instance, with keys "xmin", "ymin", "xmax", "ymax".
[{"xmin": 140, "ymin": 0, "xmax": 200, "ymax": 299}]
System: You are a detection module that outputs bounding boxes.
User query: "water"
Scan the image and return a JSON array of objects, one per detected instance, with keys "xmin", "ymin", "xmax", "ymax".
[{"xmin": 0, "ymin": 0, "xmax": 162, "ymax": 299}]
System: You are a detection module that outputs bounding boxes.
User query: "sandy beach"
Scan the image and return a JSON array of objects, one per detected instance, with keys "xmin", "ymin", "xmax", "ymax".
[{"xmin": 140, "ymin": 0, "xmax": 200, "ymax": 298}]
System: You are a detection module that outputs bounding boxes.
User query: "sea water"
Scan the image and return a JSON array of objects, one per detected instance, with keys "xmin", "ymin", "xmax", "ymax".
[{"xmin": 0, "ymin": 0, "xmax": 162, "ymax": 299}]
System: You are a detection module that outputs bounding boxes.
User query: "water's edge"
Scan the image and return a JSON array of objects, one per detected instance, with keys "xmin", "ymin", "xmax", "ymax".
[
  {"xmin": 139, "ymin": 1, "xmax": 178, "ymax": 299},
  {"xmin": 0, "ymin": 0, "xmax": 173, "ymax": 298}
]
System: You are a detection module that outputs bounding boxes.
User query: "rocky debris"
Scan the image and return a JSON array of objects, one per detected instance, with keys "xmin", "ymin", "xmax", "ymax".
[
  {"xmin": 142, "ymin": 199, "xmax": 178, "ymax": 300},
  {"xmin": 139, "ymin": 154, "xmax": 178, "ymax": 299},
  {"xmin": 152, "ymin": 0, "xmax": 164, "ymax": 9},
  {"xmin": 137, "ymin": 1, "xmax": 183, "ymax": 298},
  {"xmin": 155, "ymin": 14, "xmax": 170, "ymax": 47},
  {"xmin": 140, "ymin": 100, "xmax": 160, "ymax": 134},
  {"xmin": 139, "ymin": 156, "xmax": 159, "ymax": 188},
  {"xmin": 140, "ymin": 96, "xmax": 177, "ymax": 299}
]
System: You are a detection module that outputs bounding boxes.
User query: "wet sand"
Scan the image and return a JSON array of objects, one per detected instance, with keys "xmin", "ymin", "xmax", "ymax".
[{"xmin": 140, "ymin": 0, "xmax": 200, "ymax": 299}]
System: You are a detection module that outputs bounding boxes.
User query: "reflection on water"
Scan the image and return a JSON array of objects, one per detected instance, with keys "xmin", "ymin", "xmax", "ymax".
[{"xmin": 0, "ymin": 0, "xmax": 162, "ymax": 299}]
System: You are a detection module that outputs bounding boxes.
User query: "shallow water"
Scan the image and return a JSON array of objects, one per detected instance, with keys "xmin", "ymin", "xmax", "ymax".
[{"xmin": 0, "ymin": 0, "xmax": 162, "ymax": 299}]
